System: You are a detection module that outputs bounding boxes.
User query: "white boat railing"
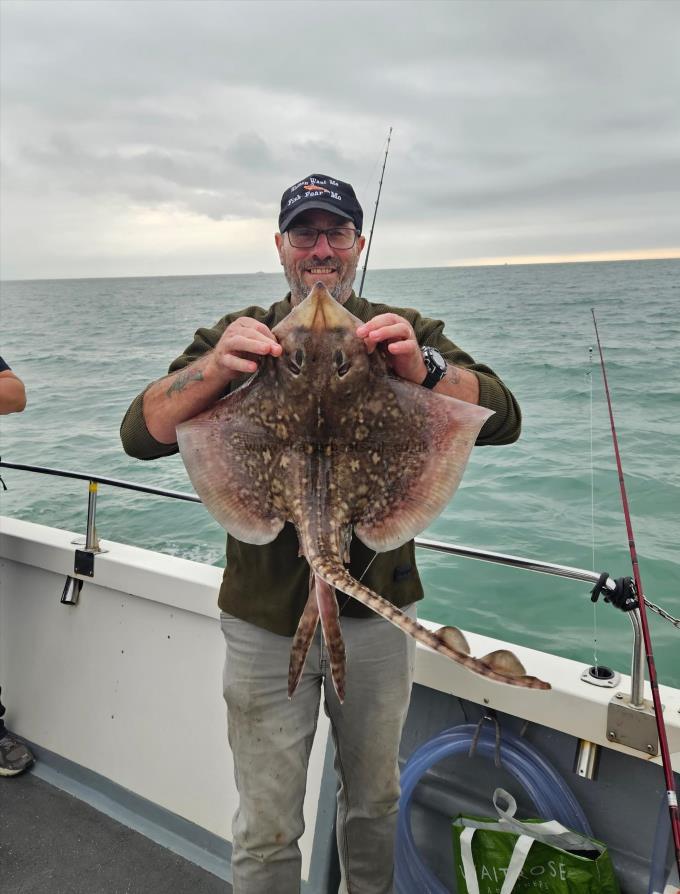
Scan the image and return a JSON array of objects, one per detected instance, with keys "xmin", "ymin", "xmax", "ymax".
[{"xmin": 0, "ymin": 460, "xmax": 658, "ymax": 709}]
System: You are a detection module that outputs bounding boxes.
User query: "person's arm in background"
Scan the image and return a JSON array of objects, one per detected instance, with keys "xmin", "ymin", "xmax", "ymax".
[{"xmin": 0, "ymin": 368, "xmax": 27, "ymax": 415}]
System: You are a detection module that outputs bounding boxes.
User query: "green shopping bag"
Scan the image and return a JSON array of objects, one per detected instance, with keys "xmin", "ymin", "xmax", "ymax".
[{"xmin": 452, "ymin": 789, "xmax": 620, "ymax": 894}]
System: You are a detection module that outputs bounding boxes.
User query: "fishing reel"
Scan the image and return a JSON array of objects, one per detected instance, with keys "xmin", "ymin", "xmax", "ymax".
[{"xmin": 590, "ymin": 573, "xmax": 638, "ymax": 612}]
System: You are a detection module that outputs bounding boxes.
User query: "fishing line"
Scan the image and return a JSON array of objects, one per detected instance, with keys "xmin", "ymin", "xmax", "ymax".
[
  {"xmin": 591, "ymin": 308, "xmax": 680, "ymax": 877},
  {"xmin": 359, "ymin": 551, "xmax": 378, "ymax": 582},
  {"xmin": 337, "ymin": 550, "xmax": 378, "ymax": 617}
]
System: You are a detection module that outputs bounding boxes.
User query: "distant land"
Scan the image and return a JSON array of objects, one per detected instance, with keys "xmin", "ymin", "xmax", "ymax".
[{"xmin": 451, "ymin": 248, "xmax": 680, "ymax": 267}]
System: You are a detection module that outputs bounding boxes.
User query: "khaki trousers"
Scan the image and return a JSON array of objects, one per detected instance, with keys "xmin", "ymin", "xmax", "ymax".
[{"xmin": 220, "ymin": 605, "xmax": 416, "ymax": 894}]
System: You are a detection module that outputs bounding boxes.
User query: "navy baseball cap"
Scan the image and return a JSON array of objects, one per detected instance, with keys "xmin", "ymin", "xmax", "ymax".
[{"xmin": 279, "ymin": 174, "xmax": 363, "ymax": 233}]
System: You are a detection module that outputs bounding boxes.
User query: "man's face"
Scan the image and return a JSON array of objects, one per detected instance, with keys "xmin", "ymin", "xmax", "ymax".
[{"xmin": 275, "ymin": 209, "xmax": 366, "ymax": 305}]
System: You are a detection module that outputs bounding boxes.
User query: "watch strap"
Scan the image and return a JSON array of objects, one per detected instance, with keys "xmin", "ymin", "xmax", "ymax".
[{"xmin": 421, "ymin": 367, "xmax": 443, "ymax": 389}]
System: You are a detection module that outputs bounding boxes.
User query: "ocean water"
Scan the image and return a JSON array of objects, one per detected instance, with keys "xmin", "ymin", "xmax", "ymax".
[{"xmin": 1, "ymin": 260, "xmax": 679, "ymax": 687}]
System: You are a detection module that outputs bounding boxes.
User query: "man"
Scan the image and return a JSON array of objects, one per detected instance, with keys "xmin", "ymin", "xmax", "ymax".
[
  {"xmin": 120, "ymin": 174, "xmax": 520, "ymax": 894},
  {"xmin": 0, "ymin": 356, "xmax": 34, "ymax": 777}
]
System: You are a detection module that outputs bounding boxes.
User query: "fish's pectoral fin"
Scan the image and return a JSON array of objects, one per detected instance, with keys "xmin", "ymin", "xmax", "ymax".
[
  {"xmin": 355, "ymin": 382, "xmax": 492, "ymax": 552},
  {"xmin": 177, "ymin": 385, "xmax": 286, "ymax": 545},
  {"xmin": 288, "ymin": 573, "xmax": 319, "ymax": 698}
]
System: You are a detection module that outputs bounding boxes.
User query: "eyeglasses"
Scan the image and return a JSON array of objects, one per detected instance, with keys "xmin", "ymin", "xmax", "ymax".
[{"xmin": 287, "ymin": 226, "xmax": 359, "ymax": 250}]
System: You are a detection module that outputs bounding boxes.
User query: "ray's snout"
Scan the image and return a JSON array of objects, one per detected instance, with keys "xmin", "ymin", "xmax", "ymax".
[{"xmin": 296, "ymin": 282, "xmax": 351, "ymax": 331}]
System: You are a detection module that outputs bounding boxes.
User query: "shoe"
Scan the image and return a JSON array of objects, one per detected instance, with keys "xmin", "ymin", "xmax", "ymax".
[{"xmin": 0, "ymin": 733, "xmax": 35, "ymax": 776}]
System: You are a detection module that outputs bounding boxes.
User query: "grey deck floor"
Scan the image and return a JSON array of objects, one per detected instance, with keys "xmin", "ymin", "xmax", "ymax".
[{"xmin": 0, "ymin": 772, "xmax": 231, "ymax": 894}]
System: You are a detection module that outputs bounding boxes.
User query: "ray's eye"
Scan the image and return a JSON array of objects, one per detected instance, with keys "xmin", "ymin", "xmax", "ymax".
[
  {"xmin": 288, "ymin": 348, "xmax": 304, "ymax": 375},
  {"xmin": 334, "ymin": 349, "xmax": 351, "ymax": 378}
]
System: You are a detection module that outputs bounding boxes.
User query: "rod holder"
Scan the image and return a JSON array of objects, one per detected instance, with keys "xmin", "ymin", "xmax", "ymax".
[
  {"xmin": 580, "ymin": 664, "xmax": 620, "ymax": 688},
  {"xmin": 627, "ymin": 609, "xmax": 645, "ymax": 708},
  {"xmin": 573, "ymin": 739, "xmax": 601, "ymax": 780},
  {"xmin": 62, "ymin": 480, "xmax": 103, "ymax": 606},
  {"xmin": 60, "ymin": 576, "xmax": 83, "ymax": 606},
  {"xmin": 85, "ymin": 481, "xmax": 100, "ymax": 552}
]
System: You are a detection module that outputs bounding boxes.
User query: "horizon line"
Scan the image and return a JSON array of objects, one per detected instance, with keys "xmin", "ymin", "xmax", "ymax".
[{"xmin": 1, "ymin": 250, "xmax": 678, "ymax": 284}]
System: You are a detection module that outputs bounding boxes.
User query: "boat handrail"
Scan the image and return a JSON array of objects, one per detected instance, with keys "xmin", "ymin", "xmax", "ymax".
[
  {"xmin": 0, "ymin": 459, "xmax": 623, "ymax": 586},
  {"xmin": 0, "ymin": 458, "xmax": 647, "ymax": 705},
  {"xmin": 0, "ymin": 460, "xmax": 201, "ymax": 503}
]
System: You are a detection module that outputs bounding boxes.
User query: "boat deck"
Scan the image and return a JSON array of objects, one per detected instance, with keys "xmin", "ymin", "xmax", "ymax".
[{"xmin": 0, "ymin": 770, "xmax": 231, "ymax": 894}]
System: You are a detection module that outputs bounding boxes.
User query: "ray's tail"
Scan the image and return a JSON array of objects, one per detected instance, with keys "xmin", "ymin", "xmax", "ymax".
[
  {"xmin": 288, "ymin": 573, "xmax": 347, "ymax": 702},
  {"xmin": 288, "ymin": 575, "xmax": 319, "ymax": 698},
  {"xmin": 310, "ymin": 557, "xmax": 551, "ymax": 690},
  {"xmin": 315, "ymin": 575, "xmax": 346, "ymax": 702}
]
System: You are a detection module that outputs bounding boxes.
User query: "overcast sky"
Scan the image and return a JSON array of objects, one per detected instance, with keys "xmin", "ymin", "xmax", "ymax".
[{"xmin": 1, "ymin": 0, "xmax": 679, "ymax": 279}]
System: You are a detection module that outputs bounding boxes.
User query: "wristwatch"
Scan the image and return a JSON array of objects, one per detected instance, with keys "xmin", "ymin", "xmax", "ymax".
[{"xmin": 420, "ymin": 346, "xmax": 447, "ymax": 389}]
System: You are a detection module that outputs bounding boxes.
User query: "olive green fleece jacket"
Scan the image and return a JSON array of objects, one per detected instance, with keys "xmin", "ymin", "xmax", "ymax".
[{"xmin": 120, "ymin": 291, "xmax": 521, "ymax": 635}]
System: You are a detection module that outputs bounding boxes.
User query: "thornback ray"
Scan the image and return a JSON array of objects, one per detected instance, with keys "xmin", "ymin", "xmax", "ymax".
[{"xmin": 177, "ymin": 282, "xmax": 551, "ymax": 699}]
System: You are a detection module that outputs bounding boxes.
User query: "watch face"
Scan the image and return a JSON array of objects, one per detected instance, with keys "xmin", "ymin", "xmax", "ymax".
[
  {"xmin": 423, "ymin": 347, "xmax": 446, "ymax": 373},
  {"xmin": 421, "ymin": 347, "xmax": 447, "ymax": 388}
]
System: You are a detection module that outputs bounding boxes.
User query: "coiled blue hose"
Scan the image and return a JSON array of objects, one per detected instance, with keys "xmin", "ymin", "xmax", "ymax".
[{"xmin": 395, "ymin": 723, "xmax": 593, "ymax": 894}]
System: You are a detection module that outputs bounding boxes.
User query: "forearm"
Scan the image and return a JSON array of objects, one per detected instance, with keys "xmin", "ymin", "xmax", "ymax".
[
  {"xmin": 431, "ymin": 364, "xmax": 480, "ymax": 404},
  {"xmin": 430, "ymin": 360, "xmax": 520, "ymax": 445},
  {"xmin": 409, "ymin": 348, "xmax": 519, "ymax": 445},
  {"xmin": 122, "ymin": 312, "xmax": 283, "ymax": 459},
  {"xmin": 143, "ymin": 353, "xmax": 236, "ymax": 444},
  {"xmin": 422, "ymin": 336, "xmax": 520, "ymax": 444}
]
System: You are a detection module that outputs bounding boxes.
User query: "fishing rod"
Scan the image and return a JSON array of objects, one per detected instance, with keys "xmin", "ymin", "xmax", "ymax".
[
  {"xmin": 358, "ymin": 127, "xmax": 392, "ymax": 297},
  {"xmin": 591, "ymin": 309, "xmax": 680, "ymax": 877}
]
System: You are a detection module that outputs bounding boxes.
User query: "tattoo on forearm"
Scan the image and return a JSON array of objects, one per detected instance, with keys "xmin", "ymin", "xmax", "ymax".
[
  {"xmin": 166, "ymin": 369, "xmax": 204, "ymax": 396},
  {"xmin": 444, "ymin": 365, "xmax": 460, "ymax": 385}
]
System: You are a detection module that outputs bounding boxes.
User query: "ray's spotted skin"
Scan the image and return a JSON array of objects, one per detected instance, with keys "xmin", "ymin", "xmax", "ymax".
[{"xmin": 177, "ymin": 283, "xmax": 550, "ymax": 699}]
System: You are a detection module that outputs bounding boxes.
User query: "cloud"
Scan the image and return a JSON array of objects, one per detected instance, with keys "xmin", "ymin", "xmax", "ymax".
[
  {"xmin": 226, "ymin": 133, "xmax": 275, "ymax": 171},
  {"xmin": 1, "ymin": 0, "xmax": 679, "ymax": 278}
]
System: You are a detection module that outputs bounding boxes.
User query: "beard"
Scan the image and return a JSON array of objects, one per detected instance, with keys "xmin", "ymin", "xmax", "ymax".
[{"xmin": 283, "ymin": 254, "xmax": 359, "ymax": 306}]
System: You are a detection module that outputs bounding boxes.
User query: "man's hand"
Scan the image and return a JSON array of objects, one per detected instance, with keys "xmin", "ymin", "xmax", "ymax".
[
  {"xmin": 356, "ymin": 314, "xmax": 480, "ymax": 404},
  {"xmin": 208, "ymin": 317, "xmax": 282, "ymax": 378},
  {"xmin": 356, "ymin": 314, "xmax": 427, "ymax": 384},
  {"xmin": 142, "ymin": 317, "xmax": 283, "ymax": 445}
]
